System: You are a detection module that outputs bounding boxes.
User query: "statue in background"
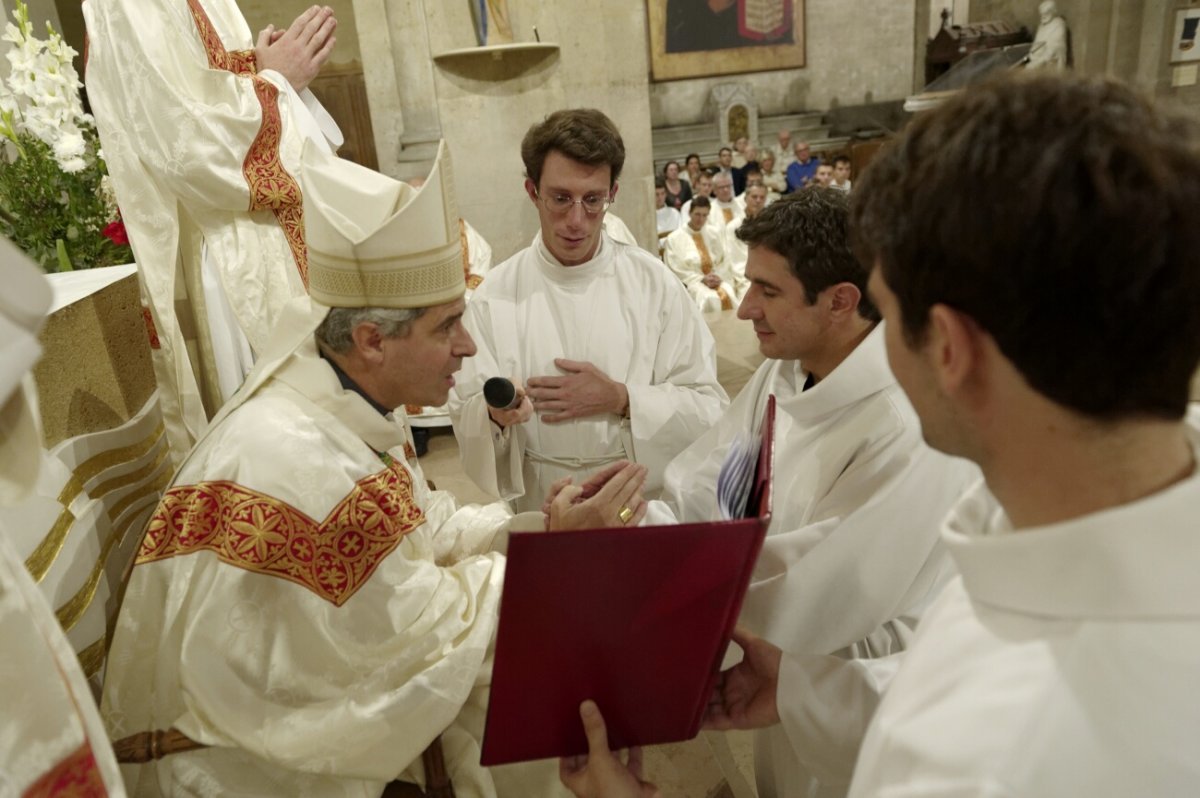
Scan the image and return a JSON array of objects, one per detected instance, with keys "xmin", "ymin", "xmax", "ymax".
[
  {"xmin": 471, "ymin": 0, "xmax": 513, "ymax": 45},
  {"xmin": 1025, "ymin": 0, "xmax": 1069, "ymax": 71}
]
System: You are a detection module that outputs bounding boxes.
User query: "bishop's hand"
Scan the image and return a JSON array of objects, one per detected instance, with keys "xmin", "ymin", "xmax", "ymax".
[
  {"xmin": 256, "ymin": 5, "xmax": 337, "ymax": 92},
  {"xmin": 528, "ymin": 359, "xmax": 629, "ymax": 423},
  {"xmin": 702, "ymin": 627, "xmax": 782, "ymax": 732}
]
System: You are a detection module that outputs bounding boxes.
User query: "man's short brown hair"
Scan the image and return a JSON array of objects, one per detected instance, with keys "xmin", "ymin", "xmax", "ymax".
[
  {"xmin": 737, "ymin": 189, "xmax": 878, "ymax": 321},
  {"xmin": 852, "ymin": 74, "xmax": 1200, "ymax": 420},
  {"xmin": 521, "ymin": 109, "xmax": 625, "ymax": 188}
]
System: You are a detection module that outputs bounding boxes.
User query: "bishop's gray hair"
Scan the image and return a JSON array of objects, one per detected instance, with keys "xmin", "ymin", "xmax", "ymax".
[{"xmin": 315, "ymin": 306, "xmax": 429, "ymax": 353}]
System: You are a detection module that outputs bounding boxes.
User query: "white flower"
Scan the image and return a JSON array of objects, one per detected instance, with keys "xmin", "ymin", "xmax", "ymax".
[
  {"xmin": 58, "ymin": 155, "xmax": 84, "ymax": 173},
  {"xmin": 52, "ymin": 128, "xmax": 83, "ymax": 160}
]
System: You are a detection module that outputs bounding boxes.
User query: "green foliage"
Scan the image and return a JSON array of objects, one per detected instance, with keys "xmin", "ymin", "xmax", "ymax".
[{"xmin": 0, "ymin": 132, "xmax": 131, "ymax": 272}]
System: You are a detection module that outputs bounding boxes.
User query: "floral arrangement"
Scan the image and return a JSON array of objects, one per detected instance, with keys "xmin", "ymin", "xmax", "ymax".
[{"xmin": 0, "ymin": 0, "xmax": 131, "ymax": 272}]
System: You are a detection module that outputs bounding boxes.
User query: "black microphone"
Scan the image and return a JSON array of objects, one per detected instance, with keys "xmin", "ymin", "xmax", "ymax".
[{"xmin": 483, "ymin": 377, "xmax": 522, "ymax": 411}]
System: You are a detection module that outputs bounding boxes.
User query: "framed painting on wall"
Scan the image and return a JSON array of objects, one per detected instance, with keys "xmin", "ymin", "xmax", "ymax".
[
  {"xmin": 1170, "ymin": 7, "xmax": 1200, "ymax": 64},
  {"xmin": 647, "ymin": 0, "xmax": 806, "ymax": 81}
]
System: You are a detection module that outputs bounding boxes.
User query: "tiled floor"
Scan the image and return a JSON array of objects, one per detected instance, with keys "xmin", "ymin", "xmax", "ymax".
[{"xmin": 419, "ymin": 308, "xmax": 765, "ymax": 797}]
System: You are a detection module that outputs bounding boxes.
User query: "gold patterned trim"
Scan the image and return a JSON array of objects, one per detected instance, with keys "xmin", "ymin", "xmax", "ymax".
[
  {"xmin": 186, "ymin": 0, "xmax": 308, "ymax": 287},
  {"xmin": 307, "ymin": 245, "xmax": 465, "ymax": 305},
  {"xmin": 56, "ymin": 470, "xmax": 172, "ymax": 633},
  {"xmin": 135, "ymin": 464, "xmax": 426, "ymax": 606},
  {"xmin": 25, "ymin": 424, "xmax": 166, "ymax": 582},
  {"xmin": 78, "ymin": 636, "xmax": 106, "ymax": 679},
  {"xmin": 20, "ymin": 742, "xmax": 107, "ymax": 798}
]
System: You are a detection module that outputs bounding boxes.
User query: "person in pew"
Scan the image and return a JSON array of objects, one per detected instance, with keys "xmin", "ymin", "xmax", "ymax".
[
  {"xmin": 663, "ymin": 196, "xmax": 746, "ymax": 313},
  {"xmin": 644, "ymin": 189, "xmax": 978, "ymax": 797},
  {"xmin": 101, "ymin": 140, "xmax": 648, "ymax": 798},
  {"xmin": 449, "ymin": 109, "xmax": 726, "ymax": 515},
  {"xmin": 561, "ymin": 72, "xmax": 1200, "ymax": 798}
]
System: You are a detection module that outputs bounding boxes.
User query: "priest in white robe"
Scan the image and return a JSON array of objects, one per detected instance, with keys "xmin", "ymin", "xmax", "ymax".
[
  {"xmin": 708, "ymin": 173, "xmax": 744, "ymax": 235},
  {"xmin": 101, "ymin": 141, "xmax": 646, "ymax": 798},
  {"xmin": 0, "ymin": 241, "xmax": 126, "ymax": 797},
  {"xmin": 449, "ymin": 109, "xmax": 727, "ymax": 513},
  {"xmin": 725, "ymin": 184, "xmax": 768, "ymax": 282},
  {"xmin": 83, "ymin": 0, "xmax": 346, "ymax": 464},
  {"xmin": 663, "ymin": 196, "xmax": 746, "ymax": 312},
  {"xmin": 646, "ymin": 191, "xmax": 977, "ymax": 798}
]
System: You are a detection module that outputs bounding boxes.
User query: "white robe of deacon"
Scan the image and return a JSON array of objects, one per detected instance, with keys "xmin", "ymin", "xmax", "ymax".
[
  {"xmin": 103, "ymin": 299, "xmax": 524, "ymax": 797},
  {"xmin": 644, "ymin": 326, "xmax": 978, "ymax": 798},
  {"xmin": 849, "ymin": 412, "xmax": 1200, "ymax": 798},
  {"xmin": 83, "ymin": 0, "xmax": 343, "ymax": 463},
  {"xmin": 663, "ymin": 223, "xmax": 747, "ymax": 312},
  {"xmin": 450, "ymin": 232, "xmax": 727, "ymax": 513}
]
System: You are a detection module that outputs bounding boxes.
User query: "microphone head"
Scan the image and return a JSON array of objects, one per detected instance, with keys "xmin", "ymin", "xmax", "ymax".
[{"xmin": 483, "ymin": 377, "xmax": 518, "ymax": 410}]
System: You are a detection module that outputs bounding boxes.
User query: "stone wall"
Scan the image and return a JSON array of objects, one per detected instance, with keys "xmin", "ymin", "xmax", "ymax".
[
  {"xmin": 369, "ymin": 0, "xmax": 657, "ymax": 262},
  {"xmin": 648, "ymin": 0, "xmax": 919, "ymax": 128}
]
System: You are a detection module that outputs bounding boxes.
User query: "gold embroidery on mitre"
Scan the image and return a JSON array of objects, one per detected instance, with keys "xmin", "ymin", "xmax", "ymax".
[
  {"xmin": 186, "ymin": 0, "xmax": 308, "ymax": 287},
  {"xmin": 135, "ymin": 464, "xmax": 425, "ymax": 606}
]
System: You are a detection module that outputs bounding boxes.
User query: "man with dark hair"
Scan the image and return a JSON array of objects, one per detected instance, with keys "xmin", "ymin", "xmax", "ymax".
[
  {"xmin": 451, "ymin": 108, "xmax": 726, "ymax": 513},
  {"xmin": 643, "ymin": 190, "xmax": 976, "ymax": 797},
  {"xmin": 715, "ymin": 145, "xmax": 735, "ymax": 185},
  {"xmin": 841, "ymin": 72, "xmax": 1200, "ymax": 797},
  {"xmin": 831, "ymin": 154, "xmax": 852, "ymax": 192}
]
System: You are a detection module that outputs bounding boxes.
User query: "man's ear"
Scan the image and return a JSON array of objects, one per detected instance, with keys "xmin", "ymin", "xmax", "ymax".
[
  {"xmin": 927, "ymin": 304, "xmax": 983, "ymax": 396},
  {"xmin": 826, "ymin": 282, "xmax": 863, "ymax": 318},
  {"xmin": 350, "ymin": 322, "xmax": 386, "ymax": 365},
  {"xmin": 609, "ymin": 181, "xmax": 620, "ymax": 202},
  {"xmin": 524, "ymin": 178, "xmax": 539, "ymax": 204}
]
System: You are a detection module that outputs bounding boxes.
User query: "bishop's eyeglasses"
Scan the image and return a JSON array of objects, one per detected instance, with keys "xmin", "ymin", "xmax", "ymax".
[{"xmin": 534, "ymin": 189, "xmax": 613, "ymax": 216}]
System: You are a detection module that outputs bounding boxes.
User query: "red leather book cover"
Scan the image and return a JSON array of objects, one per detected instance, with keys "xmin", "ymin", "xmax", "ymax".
[{"xmin": 479, "ymin": 397, "xmax": 775, "ymax": 765}]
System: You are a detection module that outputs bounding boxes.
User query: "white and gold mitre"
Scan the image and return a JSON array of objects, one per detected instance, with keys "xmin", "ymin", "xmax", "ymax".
[{"xmin": 300, "ymin": 139, "xmax": 464, "ymax": 309}]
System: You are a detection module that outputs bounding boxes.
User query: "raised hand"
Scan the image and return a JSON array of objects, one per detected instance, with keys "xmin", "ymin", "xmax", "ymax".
[
  {"xmin": 702, "ymin": 627, "xmax": 782, "ymax": 732},
  {"xmin": 527, "ymin": 359, "xmax": 628, "ymax": 423},
  {"xmin": 559, "ymin": 701, "xmax": 661, "ymax": 798},
  {"xmin": 255, "ymin": 5, "xmax": 337, "ymax": 91}
]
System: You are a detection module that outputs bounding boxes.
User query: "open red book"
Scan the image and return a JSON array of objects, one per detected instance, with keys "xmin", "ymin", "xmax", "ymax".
[{"xmin": 480, "ymin": 396, "xmax": 776, "ymax": 765}]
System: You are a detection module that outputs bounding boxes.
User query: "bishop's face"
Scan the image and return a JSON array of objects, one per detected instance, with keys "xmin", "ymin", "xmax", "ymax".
[
  {"xmin": 377, "ymin": 297, "xmax": 477, "ymax": 408},
  {"xmin": 526, "ymin": 150, "xmax": 614, "ymax": 267}
]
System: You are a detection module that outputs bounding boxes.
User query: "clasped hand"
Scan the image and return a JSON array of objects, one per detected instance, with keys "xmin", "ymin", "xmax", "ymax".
[
  {"xmin": 701, "ymin": 273, "xmax": 723, "ymax": 290},
  {"xmin": 543, "ymin": 461, "xmax": 648, "ymax": 531},
  {"xmin": 527, "ymin": 359, "xmax": 628, "ymax": 423},
  {"xmin": 256, "ymin": 5, "xmax": 337, "ymax": 92}
]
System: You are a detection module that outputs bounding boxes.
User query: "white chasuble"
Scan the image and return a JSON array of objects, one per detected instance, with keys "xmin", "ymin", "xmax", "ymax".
[
  {"xmin": 83, "ymin": 0, "xmax": 343, "ymax": 464},
  {"xmin": 449, "ymin": 233, "xmax": 728, "ymax": 513},
  {"xmin": 644, "ymin": 327, "xmax": 979, "ymax": 798},
  {"xmin": 663, "ymin": 224, "xmax": 747, "ymax": 313},
  {"xmin": 102, "ymin": 327, "xmax": 515, "ymax": 797}
]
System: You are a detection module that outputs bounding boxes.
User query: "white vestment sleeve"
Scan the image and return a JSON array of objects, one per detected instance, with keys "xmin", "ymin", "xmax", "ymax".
[
  {"xmin": 777, "ymin": 652, "xmax": 904, "ymax": 785},
  {"xmin": 624, "ymin": 281, "xmax": 728, "ymax": 483},
  {"xmin": 450, "ymin": 297, "xmax": 529, "ymax": 502},
  {"xmin": 663, "ymin": 230, "xmax": 707, "ymax": 293}
]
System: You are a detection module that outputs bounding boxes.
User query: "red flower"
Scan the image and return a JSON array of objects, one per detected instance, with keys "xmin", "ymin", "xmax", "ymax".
[{"xmin": 102, "ymin": 219, "xmax": 129, "ymax": 246}]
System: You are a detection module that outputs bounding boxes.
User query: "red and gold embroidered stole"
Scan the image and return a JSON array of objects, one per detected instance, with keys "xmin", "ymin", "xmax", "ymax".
[
  {"xmin": 21, "ymin": 743, "xmax": 108, "ymax": 798},
  {"xmin": 136, "ymin": 463, "xmax": 425, "ymax": 606},
  {"xmin": 186, "ymin": 0, "xmax": 308, "ymax": 286}
]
